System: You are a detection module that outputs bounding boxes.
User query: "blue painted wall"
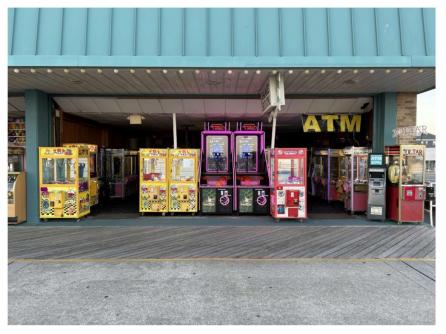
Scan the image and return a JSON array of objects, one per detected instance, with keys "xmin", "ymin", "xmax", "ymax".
[{"xmin": 8, "ymin": 8, "xmax": 435, "ymax": 68}]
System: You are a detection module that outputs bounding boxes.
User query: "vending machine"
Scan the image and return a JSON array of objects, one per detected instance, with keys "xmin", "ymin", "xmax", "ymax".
[
  {"xmin": 367, "ymin": 153, "xmax": 386, "ymax": 221},
  {"xmin": 8, "ymin": 172, "xmax": 26, "ymax": 224},
  {"xmin": 139, "ymin": 149, "xmax": 169, "ymax": 213},
  {"xmin": 168, "ymin": 149, "xmax": 200, "ymax": 213},
  {"xmin": 64, "ymin": 144, "xmax": 100, "ymax": 206},
  {"xmin": 385, "ymin": 145, "xmax": 426, "ymax": 224},
  {"xmin": 39, "ymin": 146, "xmax": 90, "ymax": 219},
  {"xmin": 106, "ymin": 149, "xmax": 139, "ymax": 199},
  {"xmin": 270, "ymin": 148, "xmax": 307, "ymax": 221},
  {"xmin": 343, "ymin": 146, "xmax": 370, "ymax": 213},
  {"xmin": 233, "ymin": 122, "xmax": 270, "ymax": 214},
  {"xmin": 199, "ymin": 122, "xmax": 233, "ymax": 214}
]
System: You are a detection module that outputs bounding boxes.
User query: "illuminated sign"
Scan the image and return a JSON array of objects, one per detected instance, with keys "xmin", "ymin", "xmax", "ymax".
[{"xmin": 302, "ymin": 114, "xmax": 361, "ymax": 133}]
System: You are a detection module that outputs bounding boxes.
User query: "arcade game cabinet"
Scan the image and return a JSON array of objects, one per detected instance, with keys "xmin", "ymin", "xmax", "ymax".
[
  {"xmin": 233, "ymin": 122, "xmax": 270, "ymax": 214},
  {"xmin": 106, "ymin": 149, "xmax": 138, "ymax": 199},
  {"xmin": 327, "ymin": 149, "xmax": 344, "ymax": 202},
  {"xmin": 343, "ymin": 146, "xmax": 370, "ymax": 213},
  {"xmin": 139, "ymin": 149, "xmax": 168, "ymax": 214},
  {"xmin": 270, "ymin": 148, "xmax": 307, "ymax": 221},
  {"xmin": 168, "ymin": 149, "xmax": 200, "ymax": 213},
  {"xmin": 200, "ymin": 122, "xmax": 233, "ymax": 214},
  {"xmin": 39, "ymin": 146, "xmax": 90, "ymax": 219},
  {"xmin": 385, "ymin": 145, "xmax": 426, "ymax": 224},
  {"xmin": 8, "ymin": 172, "xmax": 26, "ymax": 224}
]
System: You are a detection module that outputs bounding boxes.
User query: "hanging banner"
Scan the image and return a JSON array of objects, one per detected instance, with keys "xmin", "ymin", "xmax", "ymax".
[{"xmin": 302, "ymin": 114, "xmax": 361, "ymax": 133}]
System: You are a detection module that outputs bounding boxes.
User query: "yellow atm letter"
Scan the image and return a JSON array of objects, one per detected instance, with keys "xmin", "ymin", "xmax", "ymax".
[
  {"xmin": 303, "ymin": 115, "xmax": 321, "ymax": 132},
  {"xmin": 340, "ymin": 115, "xmax": 361, "ymax": 132},
  {"xmin": 321, "ymin": 115, "xmax": 339, "ymax": 132}
]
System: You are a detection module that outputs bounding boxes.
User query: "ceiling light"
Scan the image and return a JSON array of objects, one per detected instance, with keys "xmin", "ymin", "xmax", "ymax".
[
  {"xmin": 418, "ymin": 68, "xmax": 424, "ymax": 73},
  {"xmin": 30, "ymin": 68, "xmax": 36, "ymax": 73},
  {"xmin": 272, "ymin": 70, "xmax": 277, "ymax": 75},
  {"xmin": 244, "ymin": 70, "xmax": 249, "ymax": 74},
  {"xmin": 114, "ymin": 69, "xmax": 119, "ymax": 74},
  {"xmin": 195, "ymin": 69, "xmax": 200, "ymax": 74},
  {"xmin": 80, "ymin": 69, "xmax": 86, "ymax": 74},
  {"xmin": 13, "ymin": 68, "xmax": 20, "ymax": 73},
  {"xmin": 320, "ymin": 69, "xmax": 326, "ymax": 74},
  {"xmin": 130, "ymin": 69, "xmax": 135, "ymax": 74},
  {"xmin": 211, "ymin": 70, "xmax": 216, "ymax": 74},
  {"xmin": 401, "ymin": 69, "xmax": 407, "ymax": 73},
  {"xmin": 227, "ymin": 70, "xmax": 232, "ymax": 74},
  {"xmin": 127, "ymin": 114, "xmax": 145, "ymax": 125},
  {"xmin": 256, "ymin": 70, "xmax": 261, "ymax": 75},
  {"xmin": 162, "ymin": 69, "xmax": 168, "ymax": 74},
  {"xmin": 385, "ymin": 69, "xmax": 391, "ymax": 74},
  {"xmin": 178, "ymin": 69, "xmax": 184, "ymax": 74},
  {"xmin": 304, "ymin": 69, "xmax": 310, "ymax": 74},
  {"xmin": 47, "ymin": 69, "xmax": 53, "ymax": 73},
  {"xmin": 64, "ymin": 68, "xmax": 70, "ymax": 73},
  {"xmin": 97, "ymin": 69, "xmax": 102, "ymax": 74},
  {"xmin": 288, "ymin": 70, "xmax": 294, "ymax": 74},
  {"xmin": 369, "ymin": 69, "xmax": 375, "ymax": 74},
  {"xmin": 145, "ymin": 69, "xmax": 151, "ymax": 74},
  {"xmin": 337, "ymin": 69, "xmax": 342, "ymax": 74},
  {"xmin": 353, "ymin": 69, "xmax": 358, "ymax": 74}
]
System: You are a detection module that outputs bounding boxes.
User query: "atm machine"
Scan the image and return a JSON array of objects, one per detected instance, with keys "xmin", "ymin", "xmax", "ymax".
[
  {"xmin": 385, "ymin": 145, "xmax": 426, "ymax": 224},
  {"xmin": 367, "ymin": 153, "xmax": 386, "ymax": 220},
  {"xmin": 139, "ymin": 149, "xmax": 168, "ymax": 214},
  {"xmin": 233, "ymin": 122, "xmax": 270, "ymax": 214},
  {"xmin": 270, "ymin": 148, "xmax": 307, "ymax": 221},
  {"xmin": 199, "ymin": 122, "xmax": 233, "ymax": 214}
]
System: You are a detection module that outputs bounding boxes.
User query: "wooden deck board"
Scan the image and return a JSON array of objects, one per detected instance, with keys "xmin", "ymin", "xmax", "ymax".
[{"xmin": 8, "ymin": 225, "xmax": 435, "ymax": 259}]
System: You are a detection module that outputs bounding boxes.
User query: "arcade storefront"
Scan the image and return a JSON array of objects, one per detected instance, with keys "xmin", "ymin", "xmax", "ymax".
[{"xmin": 7, "ymin": 8, "xmax": 435, "ymax": 224}]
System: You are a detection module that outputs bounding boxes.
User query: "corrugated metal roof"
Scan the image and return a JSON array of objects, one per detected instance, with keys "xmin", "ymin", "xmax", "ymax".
[{"xmin": 8, "ymin": 8, "xmax": 435, "ymax": 68}]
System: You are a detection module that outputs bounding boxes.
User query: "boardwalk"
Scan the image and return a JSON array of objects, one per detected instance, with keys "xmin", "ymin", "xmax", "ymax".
[{"xmin": 8, "ymin": 225, "xmax": 435, "ymax": 260}]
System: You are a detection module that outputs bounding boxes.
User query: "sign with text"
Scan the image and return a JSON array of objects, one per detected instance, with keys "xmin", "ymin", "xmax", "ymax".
[
  {"xmin": 302, "ymin": 114, "xmax": 361, "ymax": 133},
  {"xmin": 392, "ymin": 125, "xmax": 427, "ymax": 138}
]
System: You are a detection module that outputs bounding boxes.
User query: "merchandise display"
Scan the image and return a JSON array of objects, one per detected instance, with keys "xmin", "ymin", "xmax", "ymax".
[
  {"xmin": 139, "ymin": 148, "xmax": 169, "ymax": 213},
  {"xmin": 168, "ymin": 148, "xmax": 200, "ymax": 213},
  {"xmin": 8, "ymin": 117, "xmax": 25, "ymax": 147},
  {"xmin": 233, "ymin": 122, "xmax": 270, "ymax": 214},
  {"xmin": 343, "ymin": 146, "xmax": 370, "ymax": 213},
  {"xmin": 385, "ymin": 145, "xmax": 426, "ymax": 223},
  {"xmin": 199, "ymin": 122, "xmax": 233, "ymax": 214},
  {"xmin": 270, "ymin": 148, "xmax": 307, "ymax": 220},
  {"xmin": 8, "ymin": 172, "xmax": 26, "ymax": 223},
  {"xmin": 39, "ymin": 146, "xmax": 90, "ymax": 219}
]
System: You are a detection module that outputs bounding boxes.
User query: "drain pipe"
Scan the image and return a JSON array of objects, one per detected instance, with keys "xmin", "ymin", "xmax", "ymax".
[{"xmin": 172, "ymin": 113, "xmax": 177, "ymax": 149}]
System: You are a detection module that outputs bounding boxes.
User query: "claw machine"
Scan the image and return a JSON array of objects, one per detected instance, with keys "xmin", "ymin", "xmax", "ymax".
[
  {"xmin": 270, "ymin": 148, "xmax": 307, "ymax": 221},
  {"xmin": 106, "ymin": 149, "xmax": 139, "ymax": 199},
  {"xmin": 168, "ymin": 149, "xmax": 200, "ymax": 213},
  {"xmin": 39, "ymin": 146, "xmax": 90, "ymax": 219},
  {"xmin": 199, "ymin": 122, "xmax": 233, "ymax": 214},
  {"xmin": 64, "ymin": 144, "xmax": 100, "ymax": 206},
  {"xmin": 139, "ymin": 149, "xmax": 169, "ymax": 213},
  {"xmin": 327, "ymin": 149, "xmax": 344, "ymax": 202},
  {"xmin": 385, "ymin": 145, "xmax": 425, "ymax": 223},
  {"xmin": 233, "ymin": 122, "xmax": 270, "ymax": 214},
  {"xmin": 343, "ymin": 146, "xmax": 370, "ymax": 213}
]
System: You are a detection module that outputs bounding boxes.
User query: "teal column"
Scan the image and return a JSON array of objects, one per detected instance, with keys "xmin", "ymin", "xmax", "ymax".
[
  {"xmin": 373, "ymin": 93, "xmax": 397, "ymax": 152},
  {"xmin": 25, "ymin": 90, "xmax": 52, "ymax": 223}
]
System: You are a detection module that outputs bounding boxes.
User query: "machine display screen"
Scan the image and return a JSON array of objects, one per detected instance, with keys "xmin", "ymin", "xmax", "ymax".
[
  {"xmin": 369, "ymin": 154, "xmax": 383, "ymax": 166},
  {"xmin": 236, "ymin": 136, "xmax": 258, "ymax": 172},
  {"xmin": 206, "ymin": 136, "xmax": 228, "ymax": 172},
  {"xmin": 277, "ymin": 158, "xmax": 304, "ymax": 185}
]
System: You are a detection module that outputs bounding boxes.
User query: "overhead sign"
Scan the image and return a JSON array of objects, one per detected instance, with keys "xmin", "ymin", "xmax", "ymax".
[
  {"xmin": 261, "ymin": 73, "xmax": 285, "ymax": 113},
  {"xmin": 392, "ymin": 125, "xmax": 427, "ymax": 138},
  {"xmin": 302, "ymin": 114, "xmax": 361, "ymax": 133}
]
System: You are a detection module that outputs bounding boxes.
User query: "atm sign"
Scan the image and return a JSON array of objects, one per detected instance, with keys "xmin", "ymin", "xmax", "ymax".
[{"xmin": 303, "ymin": 114, "xmax": 361, "ymax": 133}]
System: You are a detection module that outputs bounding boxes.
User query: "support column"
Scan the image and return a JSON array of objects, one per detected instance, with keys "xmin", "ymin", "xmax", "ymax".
[
  {"xmin": 396, "ymin": 93, "xmax": 417, "ymax": 144},
  {"xmin": 372, "ymin": 93, "xmax": 397, "ymax": 152},
  {"xmin": 172, "ymin": 113, "xmax": 177, "ymax": 149},
  {"xmin": 25, "ymin": 90, "xmax": 52, "ymax": 223}
]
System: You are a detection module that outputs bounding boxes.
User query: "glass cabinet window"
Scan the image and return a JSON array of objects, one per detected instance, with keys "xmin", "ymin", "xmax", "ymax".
[
  {"xmin": 357, "ymin": 156, "xmax": 368, "ymax": 181},
  {"xmin": 90, "ymin": 153, "xmax": 97, "ymax": 178},
  {"xmin": 78, "ymin": 158, "xmax": 89, "ymax": 181},
  {"xmin": 42, "ymin": 158, "xmax": 55, "ymax": 184},
  {"xmin": 143, "ymin": 157, "xmax": 166, "ymax": 181},
  {"xmin": 112, "ymin": 156, "xmax": 122, "ymax": 179},
  {"xmin": 236, "ymin": 136, "xmax": 258, "ymax": 172},
  {"xmin": 330, "ymin": 157, "xmax": 339, "ymax": 179},
  {"xmin": 171, "ymin": 158, "xmax": 195, "ymax": 181},
  {"xmin": 277, "ymin": 158, "xmax": 304, "ymax": 184},
  {"xmin": 206, "ymin": 136, "xmax": 229, "ymax": 172},
  {"xmin": 401, "ymin": 155, "xmax": 424, "ymax": 185}
]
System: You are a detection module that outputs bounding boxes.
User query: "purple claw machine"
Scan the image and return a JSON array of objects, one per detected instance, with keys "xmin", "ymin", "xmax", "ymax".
[
  {"xmin": 233, "ymin": 122, "xmax": 270, "ymax": 214},
  {"xmin": 199, "ymin": 122, "xmax": 233, "ymax": 214}
]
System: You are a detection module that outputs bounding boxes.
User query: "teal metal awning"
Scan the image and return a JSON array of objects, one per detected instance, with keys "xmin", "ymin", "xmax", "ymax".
[{"xmin": 8, "ymin": 8, "xmax": 435, "ymax": 69}]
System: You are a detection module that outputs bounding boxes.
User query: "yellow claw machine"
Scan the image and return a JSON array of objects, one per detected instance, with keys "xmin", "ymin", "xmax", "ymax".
[
  {"xmin": 39, "ymin": 146, "xmax": 90, "ymax": 219},
  {"xmin": 139, "ymin": 149, "xmax": 169, "ymax": 214},
  {"xmin": 64, "ymin": 144, "xmax": 100, "ymax": 207},
  {"xmin": 168, "ymin": 149, "xmax": 200, "ymax": 213}
]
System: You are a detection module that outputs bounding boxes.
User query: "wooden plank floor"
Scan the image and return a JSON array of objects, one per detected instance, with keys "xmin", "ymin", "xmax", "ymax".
[{"xmin": 8, "ymin": 225, "xmax": 435, "ymax": 259}]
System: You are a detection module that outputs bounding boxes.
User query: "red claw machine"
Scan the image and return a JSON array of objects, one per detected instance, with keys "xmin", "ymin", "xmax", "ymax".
[
  {"xmin": 270, "ymin": 148, "xmax": 307, "ymax": 221},
  {"xmin": 343, "ymin": 146, "xmax": 370, "ymax": 213},
  {"xmin": 233, "ymin": 122, "xmax": 270, "ymax": 214},
  {"xmin": 385, "ymin": 145, "xmax": 426, "ymax": 224},
  {"xmin": 199, "ymin": 122, "xmax": 234, "ymax": 214}
]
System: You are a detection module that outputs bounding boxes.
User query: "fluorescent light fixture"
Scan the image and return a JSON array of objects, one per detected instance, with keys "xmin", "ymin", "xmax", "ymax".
[{"xmin": 127, "ymin": 114, "xmax": 145, "ymax": 125}]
